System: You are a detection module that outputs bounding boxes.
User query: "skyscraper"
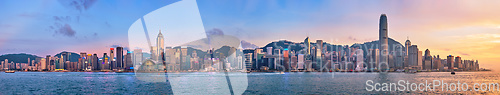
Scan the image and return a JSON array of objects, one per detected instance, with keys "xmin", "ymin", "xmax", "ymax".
[
  {"xmin": 405, "ymin": 38, "xmax": 411, "ymax": 56},
  {"xmin": 404, "ymin": 38, "xmax": 411, "ymax": 67},
  {"xmin": 110, "ymin": 48, "xmax": 114, "ymax": 70},
  {"xmin": 455, "ymin": 56, "xmax": 462, "ymax": 69},
  {"xmin": 355, "ymin": 48, "xmax": 364, "ymax": 71},
  {"xmin": 316, "ymin": 40, "xmax": 323, "ymax": 55},
  {"xmin": 423, "ymin": 49, "xmax": 432, "ymax": 70},
  {"xmin": 1, "ymin": 61, "xmax": 3, "ymax": 70},
  {"xmin": 40, "ymin": 58, "xmax": 46, "ymax": 71},
  {"xmin": 133, "ymin": 49, "xmax": 143, "ymax": 65},
  {"xmin": 417, "ymin": 51, "xmax": 422, "ymax": 69},
  {"xmin": 45, "ymin": 55, "xmax": 50, "ymax": 70},
  {"xmin": 266, "ymin": 47, "xmax": 273, "ymax": 55},
  {"xmin": 283, "ymin": 49, "xmax": 290, "ymax": 71},
  {"xmin": 475, "ymin": 60, "xmax": 479, "ymax": 70},
  {"xmin": 367, "ymin": 49, "xmax": 379, "ymax": 71},
  {"xmin": 315, "ymin": 40, "xmax": 323, "ymax": 71},
  {"xmin": 408, "ymin": 45, "xmax": 419, "ymax": 68},
  {"xmin": 433, "ymin": 55, "xmax": 442, "ymax": 70},
  {"xmin": 392, "ymin": 46, "xmax": 404, "ymax": 69},
  {"xmin": 291, "ymin": 54, "xmax": 297, "ymax": 71},
  {"xmin": 58, "ymin": 54, "xmax": 65, "ymax": 69},
  {"xmin": 304, "ymin": 37, "xmax": 310, "ymax": 55},
  {"xmin": 93, "ymin": 54, "xmax": 99, "ymax": 71},
  {"xmin": 181, "ymin": 47, "xmax": 188, "ymax": 70},
  {"xmin": 87, "ymin": 54, "xmax": 92, "ymax": 70},
  {"xmin": 157, "ymin": 30, "xmax": 164, "ymax": 62},
  {"xmin": 379, "ymin": 14, "xmax": 389, "ymax": 70},
  {"xmin": 244, "ymin": 52, "xmax": 253, "ymax": 71},
  {"xmin": 151, "ymin": 47, "xmax": 158, "ymax": 61},
  {"xmin": 125, "ymin": 51, "xmax": 133, "ymax": 70},
  {"xmin": 103, "ymin": 53, "xmax": 108, "ymax": 70},
  {"xmin": 298, "ymin": 54, "xmax": 304, "ymax": 70},
  {"xmin": 116, "ymin": 47, "xmax": 123, "ymax": 69},
  {"xmin": 447, "ymin": 55, "xmax": 454, "ymax": 70}
]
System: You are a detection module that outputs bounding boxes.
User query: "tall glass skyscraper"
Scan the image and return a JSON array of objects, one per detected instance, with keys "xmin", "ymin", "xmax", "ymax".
[
  {"xmin": 379, "ymin": 14, "xmax": 389, "ymax": 70},
  {"xmin": 116, "ymin": 47, "xmax": 123, "ymax": 69}
]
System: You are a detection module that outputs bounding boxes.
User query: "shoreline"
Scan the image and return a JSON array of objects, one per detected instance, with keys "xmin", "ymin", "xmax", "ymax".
[{"xmin": 1, "ymin": 70, "xmax": 492, "ymax": 73}]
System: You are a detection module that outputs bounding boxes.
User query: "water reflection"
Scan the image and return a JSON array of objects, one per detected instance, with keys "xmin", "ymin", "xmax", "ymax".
[{"xmin": 1, "ymin": 72, "xmax": 500, "ymax": 94}]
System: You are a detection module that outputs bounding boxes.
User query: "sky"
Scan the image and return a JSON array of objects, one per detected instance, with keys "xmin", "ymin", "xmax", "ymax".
[{"xmin": 0, "ymin": 0, "xmax": 499, "ymax": 70}]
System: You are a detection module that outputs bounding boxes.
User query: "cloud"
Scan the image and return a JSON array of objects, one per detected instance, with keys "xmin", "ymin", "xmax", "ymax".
[
  {"xmin": 442, "ymin": 48, "xmax": 451, "ymax": 51},
  {"xmin": 206, "ymin": 28, "xmax": 224, "ymax": 36},
  {"xmin": 54, "ymin": 24, "xmax": 76, "ymax": 37},
  {"xmin": 348, "ymin": 36, "xmax": 357, "ymax": 41},
  {"xmin": 54, "ymin": 16, "xmax": 71, "ymax": 22},
  {"xmin": 50, "ymin": 15, "xmax": 78, "ymax": 37},
  {"xmin": 204, "ymin": 28, "xmax": 225, "ymax": 44},
  {"xmin": 58, "ymin": 0, "xmax": 97, "ymax": 12},
  {"xmin": 104, "ymin": 21, "xmax": 111, "ymax": 27},
  {"xmin": 459, "ymin": 52, "xmax": 470, "ymax": 56}
]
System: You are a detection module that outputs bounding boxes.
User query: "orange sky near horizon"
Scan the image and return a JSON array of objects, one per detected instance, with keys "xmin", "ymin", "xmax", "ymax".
[{"xmin": 235, "ymin": 0, "xmax": 500, "ymax": 71}]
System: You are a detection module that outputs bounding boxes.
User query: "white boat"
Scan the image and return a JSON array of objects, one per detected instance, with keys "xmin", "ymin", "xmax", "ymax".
[{"xmin": 5, "ymin": 70, "xmax": 15, "ymax": 73}]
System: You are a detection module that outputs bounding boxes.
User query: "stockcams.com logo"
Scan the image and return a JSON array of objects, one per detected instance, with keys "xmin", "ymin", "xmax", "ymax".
[{"xmin": 127, "ymin": 0, "xmax": 247, "ymax": 94}]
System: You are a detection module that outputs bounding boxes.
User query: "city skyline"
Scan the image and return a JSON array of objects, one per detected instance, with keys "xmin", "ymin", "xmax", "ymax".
[
  {"xmin": 0, "ymin": 26, "xmax": 484, "ymax": 72},
  {"xmin": 1, "ymin": 0, "xmax": 500, "ymax": 70}
]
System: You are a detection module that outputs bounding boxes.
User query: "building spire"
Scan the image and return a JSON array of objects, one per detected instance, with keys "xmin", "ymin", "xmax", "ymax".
[
  {"xmin": 158, "ymin": 26, "xmax": 162, "ymax": 35},
  {"xmin": 158, "ymin": 28, "xmax": 163, "ymax": 37}
]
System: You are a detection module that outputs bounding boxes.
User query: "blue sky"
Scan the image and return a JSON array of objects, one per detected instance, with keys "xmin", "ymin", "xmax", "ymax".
[
  {"xmin": 0, "ymin": 0, "xmax": 178, "ymax": 56},
  {"xmin": 1, "ymin": 0, "xmax": 500, "ymax": 69}
]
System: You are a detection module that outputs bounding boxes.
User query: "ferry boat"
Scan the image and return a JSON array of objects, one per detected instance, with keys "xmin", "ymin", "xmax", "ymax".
[
  {"xmin": 279, "ymin": 71, "xmax": 285, "ymax": 74},
  {"xmin": 5, "ymin": 70, "xmax": 15, "ymax": 73}
]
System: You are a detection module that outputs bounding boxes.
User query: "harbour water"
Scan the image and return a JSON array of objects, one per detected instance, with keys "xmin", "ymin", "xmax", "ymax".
[{"xmin": 0, "ymin": 72, "xmax": 499, "ymax": 94}]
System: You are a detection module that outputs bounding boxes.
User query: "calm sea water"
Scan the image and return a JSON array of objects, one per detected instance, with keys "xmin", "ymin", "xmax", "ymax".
[{"xmin": 0, "ymin": 72, "xmax": 499, "ymax": 94}]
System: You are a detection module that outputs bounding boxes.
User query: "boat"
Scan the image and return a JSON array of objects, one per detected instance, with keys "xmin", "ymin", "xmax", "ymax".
[
  {"xmin": 279, "ymin": 71, "xmax": 285, "ymax": 74},
  {"xmin": 406, "ymin": 70, "xmax": 417, "ymax": 74},
  {"xmin": 115, "ymin": 69, "xmax": 126, "ymax": 73},
  {"xmin": 396, "ymin": 69, "xmax": 405, "ymax": 72},
  {"xmin": 5, "ymin": 70, "xmax": 15, "ymax": 73},
  {"xmin": 451, "ymin": 71, "xmax": 455, "ymax": 75}
]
